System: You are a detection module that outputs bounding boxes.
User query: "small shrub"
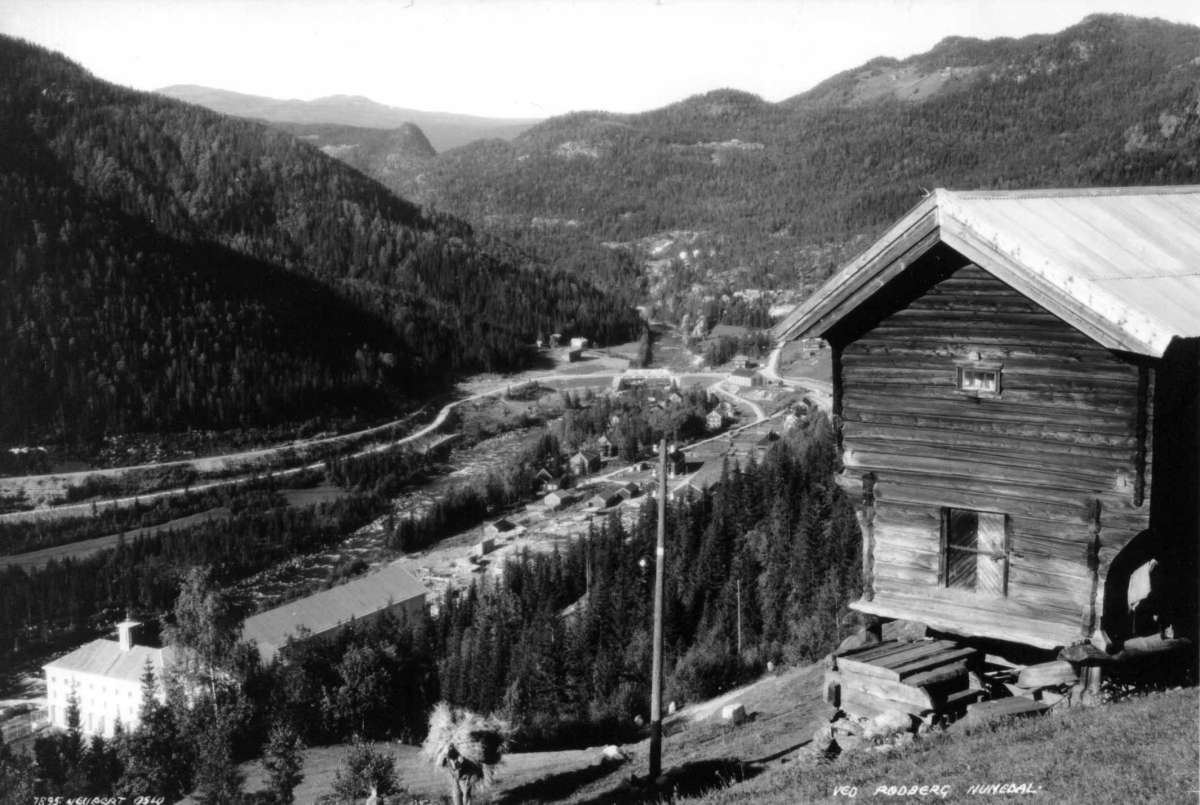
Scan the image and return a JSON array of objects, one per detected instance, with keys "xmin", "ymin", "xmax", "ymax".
[{"xmin": 329, "ymin": 742, "xmax": 398, "ymax": 803}]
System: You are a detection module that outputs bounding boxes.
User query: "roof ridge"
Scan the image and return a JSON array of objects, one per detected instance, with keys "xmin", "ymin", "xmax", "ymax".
[{"xmin": 944, "ymin": 185, "xmax": 1200, "ymax": 200}]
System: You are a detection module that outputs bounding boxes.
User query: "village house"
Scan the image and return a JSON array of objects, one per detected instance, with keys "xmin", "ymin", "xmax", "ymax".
[
  {"xmin": 534, "ymin": 466, "xmax": 562, "ymax": 492},
  {"xmin": 569, "ymin": 449, "xmax": 602, "ymax": 476},
  {"xmin": 615, "ymin": 480, "xmax": 642, "ymax": 500},
  {"xmin": 595, "ymin": 433, "xmax": 617, "ymax": 458},
  {"xmin": 484, "ymin": 518, "xmax": 520, "ymax": 539},
  {"xmin": 43, "ymin": 620, "xmax": 173, "ymax": 738},
  {"xmin": 664, "ymin": 445, "xmax": 689, "ymax": 477},
  {"xmin": 730, "ymin": 353, "xmax": 757, "ymax": 369},
  {"xmin": 242, "ymin": 563, "xmax": 426, "ymax": 664},
  {"xmin": 670, "ymin": 460, "xmax": 727, "ymax": 501},
  {"xmin": 775, "ymin": 186, "xmax": 1199, "ymax": 655},
  {"xmin": 706, "ymin": 409, "xmax": 726, "ymax": 432},
  {"xmin": 726, "ymin": 368, "xmax": 764, "ymax": 388},
  {"xmin": 753, "ymin": 430, "xmax": 781, "ymax": 460},
  {"xmin": 543, "ymin": 490, "xmax": 580, "ymax": 510},
  {"xmin": 585, "ymin": 487, "xmax": 625, "ymax": 510}
]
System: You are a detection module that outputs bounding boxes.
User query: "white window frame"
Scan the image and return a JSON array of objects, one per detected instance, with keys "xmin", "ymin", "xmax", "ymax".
[{"xmin": 955, "ymin": 360, "xmax": 1003, "ymax": 398}]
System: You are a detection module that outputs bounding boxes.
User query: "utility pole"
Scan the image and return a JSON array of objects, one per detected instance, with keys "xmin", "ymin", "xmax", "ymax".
[
  {"xmin": 736, "ymin": 577, "xmax": 743, "ymax": 657},
  {"xmin": 649, "ymin": 438, "xmax": 667, "ymax": 781}
]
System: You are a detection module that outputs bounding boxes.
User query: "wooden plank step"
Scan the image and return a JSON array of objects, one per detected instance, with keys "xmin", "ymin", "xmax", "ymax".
[
  {"xmin": 945, "ymin": 686, "xmax": 984, "ymax": 710},
  {"xmin": 842, "ymin": 686, "xmax": 930, "ymax": 720},
  {"xmin": 966, "ymin": 697, "xmax": 1049, "ymax": 723},
  {"xmin": 905, "ymin": 660, "xmax": 969, "ymax": 689},
  {"xmin": 840, "ymin": 642, "xmax": 969, "ymax": 683},
  {"xmin": 894, "ymin": 647, "xmax": 979, "ymax": 680},
  {"xmin": 1017, "ymin": 660, "xmax": 1077, "ymax": 690},
  {"xmin": 838, "ymin": 639, "xmax": 911, "ymax": 663},
  {"xmin": 875, "ymin": 640, "xmax": 960, "ymax": 669},
  {"xmin": 840, "ymin": 673, "xmax": 934, "ymax": 711},
  {"xmin": 837, "ymin": 655, "xmax": 908, "ymax": 682}
]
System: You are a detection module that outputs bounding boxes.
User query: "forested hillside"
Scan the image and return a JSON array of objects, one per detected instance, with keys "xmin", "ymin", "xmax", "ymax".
[
  {"xmin": 0, "ymin": 37, "xmax": 640, "ymax": 448},
  {"xmin": 269, "ymin": 120, "xmax": 437, "ymax": 186},
  {"xmin": 373, "ymin": 14, "xmax": 1200, "ymax": 311}
]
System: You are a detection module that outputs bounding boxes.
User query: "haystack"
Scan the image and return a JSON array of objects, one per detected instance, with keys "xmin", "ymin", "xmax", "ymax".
[{"xmin": 422, "ymin": 702, "xmax": 510, "ymax": 784}]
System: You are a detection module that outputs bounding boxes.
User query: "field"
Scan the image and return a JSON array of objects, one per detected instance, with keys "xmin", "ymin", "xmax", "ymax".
[
  {"xmin": 234, "ymin": 662, "xmax": 832, "ymax": 804},
  {"xmin": 776, "ymin": 341, "xmax": 832, "ymax": 385}
]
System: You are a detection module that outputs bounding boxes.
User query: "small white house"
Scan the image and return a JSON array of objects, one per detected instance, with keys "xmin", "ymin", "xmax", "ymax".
[{"xmin": 544, "ymin": 490, "xmax": 580, "ymax": 509}]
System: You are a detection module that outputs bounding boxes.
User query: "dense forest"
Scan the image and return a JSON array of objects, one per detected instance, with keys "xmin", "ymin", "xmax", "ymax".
[
  {"xmin": 435, "ymin": 413, "xmax": 861, "ymax": 748},
  {"xmin": 0, "ymin": 36, "xmax": 641, "ymax": 448}
]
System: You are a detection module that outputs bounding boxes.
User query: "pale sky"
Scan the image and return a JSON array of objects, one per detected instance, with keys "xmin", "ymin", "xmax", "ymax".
[{"xmin": 3, "ymin": 0, "xmax": 1199, "ymax": 118}]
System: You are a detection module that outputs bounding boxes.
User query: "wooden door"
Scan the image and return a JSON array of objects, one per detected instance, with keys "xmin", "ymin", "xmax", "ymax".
[
  {"xmin": 975, "ymin": 512, "xmax": 1007, "ymax": 597},
  {"xmin": 944, "ymin": 508, "xmax": 1007, "ymax": 597}
]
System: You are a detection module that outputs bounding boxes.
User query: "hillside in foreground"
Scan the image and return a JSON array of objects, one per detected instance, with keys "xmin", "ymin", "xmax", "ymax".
[
  {"xmin": 683, "ymin": 686, "xmax": 1199, "ymax": 805},
  {"xmin": 224, "ymin": 670, "xmax": 1197, "ymax": 804}
]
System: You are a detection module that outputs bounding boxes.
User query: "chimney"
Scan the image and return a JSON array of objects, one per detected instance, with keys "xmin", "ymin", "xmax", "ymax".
[{"xmin": 116, "ymin": 620, "xmax": 140, "ymax": 652}]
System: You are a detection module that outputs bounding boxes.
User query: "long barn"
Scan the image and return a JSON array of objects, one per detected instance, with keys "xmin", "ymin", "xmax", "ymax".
[{"xmin": 776, "ymin": 186, "xmax": 1199, "ymax": 655}]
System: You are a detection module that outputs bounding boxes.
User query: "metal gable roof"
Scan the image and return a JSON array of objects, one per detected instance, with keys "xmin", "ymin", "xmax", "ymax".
[
  {"xmin": 44, "ymin": 640, "xmax": 175, "ymax": 684},
  {"xmin": 774, "ymin": 186, "xmax": 1200, "ymax": 357},
  {"xmin": 241, "ymin": 562, "xmax": 426, "ymax": 658}
]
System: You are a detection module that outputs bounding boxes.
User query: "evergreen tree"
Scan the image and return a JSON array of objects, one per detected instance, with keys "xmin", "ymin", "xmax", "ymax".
[
  {"xmin": 262, "ymin": 721, "xmax": 305, "ymax": 805},
  {"xmin": 0, "ymin": 732, "xmax": 36, "ymax": 805},
  {"xmin": 192, "ymin": 712, "xmax": 244, "ymax": 805}
]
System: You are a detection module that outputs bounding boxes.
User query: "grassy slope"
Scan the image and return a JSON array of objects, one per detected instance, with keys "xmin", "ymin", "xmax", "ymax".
[
  {"xmin": 229, "ymin": 662, "xmax": 1196, "ymax": 804},
  {"xmin": 682, "ymin": 688, "xmax": 1200, "ymax": 805}
]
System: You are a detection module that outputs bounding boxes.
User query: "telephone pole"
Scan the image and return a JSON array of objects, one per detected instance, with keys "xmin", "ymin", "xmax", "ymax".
[
  {"xmin": 649, "ymin": 438, "xmax": 667, "ymax": 781},
  {"xmin": 737, "ymin": 577, "xmax": 743, "ymax": 657}
]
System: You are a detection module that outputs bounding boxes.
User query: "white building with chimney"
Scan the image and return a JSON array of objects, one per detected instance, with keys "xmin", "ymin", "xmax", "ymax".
[{"xmin": 43, "ymin": 620, "xmax": 171, "ymax": 738}]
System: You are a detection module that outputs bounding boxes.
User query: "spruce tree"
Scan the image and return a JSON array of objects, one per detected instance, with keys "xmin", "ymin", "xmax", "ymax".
[{"xmin": 262, "ymin": 721, "xmax": 304, "ymax": 805}]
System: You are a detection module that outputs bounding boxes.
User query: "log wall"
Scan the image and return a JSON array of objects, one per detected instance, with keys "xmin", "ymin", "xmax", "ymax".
[{"xmin": 835, "ymin": 261, "xmax": 1151, "ymax": 646}]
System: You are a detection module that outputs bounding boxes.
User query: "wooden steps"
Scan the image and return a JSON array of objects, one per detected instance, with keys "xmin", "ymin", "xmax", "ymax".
[
  {"xmin": 827, "ymin": 638, "xmax": 983, "ymax": 723},
  {"xmin": 963, "ymin": 697, "xmax": 1049, "ymax": 728}
]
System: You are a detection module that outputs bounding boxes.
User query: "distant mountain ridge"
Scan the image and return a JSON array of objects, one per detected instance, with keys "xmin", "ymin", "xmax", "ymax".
[
  {"xmin": 157, "ymin": 84, "xmax": 541, "ymax": 151},
  {"xmin": 346, "ymin": 14, "xmax": 1200, "ymax": 315}
]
